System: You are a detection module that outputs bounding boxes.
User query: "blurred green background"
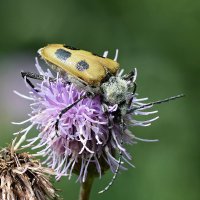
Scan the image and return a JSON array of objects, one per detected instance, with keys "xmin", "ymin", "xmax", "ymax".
[{"xmin": 0, "ymin": 0, "xmax": 199, "ymax": 199}]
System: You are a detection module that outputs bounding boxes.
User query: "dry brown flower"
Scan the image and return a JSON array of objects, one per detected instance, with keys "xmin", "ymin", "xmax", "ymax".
[{"xmin": 0, "ymin": 139, "xmax": 59, "ymax": 200}]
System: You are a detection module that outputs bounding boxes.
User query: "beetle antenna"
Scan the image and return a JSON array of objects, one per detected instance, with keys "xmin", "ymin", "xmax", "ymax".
[
  {"xmin": 98, "ymin": 145, "xmax": 123, "ymax": 194},
  {"xmin": 54, "ymin": 92, "xmax": 94, "ymax": 137},
  {"xmin": 99, "ymin": 117, "xmax": 125, "ymax": 194},
  {"xmin": 55, "ymin": 94, "xmax": 89, "ymax": 132},
  {"xmin": 129, "ymin": 94, "xmax": 185, "ymax": 113}
]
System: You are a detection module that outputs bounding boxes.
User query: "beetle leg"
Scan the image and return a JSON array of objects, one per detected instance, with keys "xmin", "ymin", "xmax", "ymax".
[
  {"xmin": 122, "ymin": 68, "xmax": 137, "ymax": 82},
  {"xmin": 21, "ymin": 71, "xmax": 58, "ymax": 92},
  {"xmin": 21, "ymin": 72, "xmax": 44, "ymax": 92},
  {"xmin": 21, "ymin": 72, "xmax": 46, "ymax": 81}
]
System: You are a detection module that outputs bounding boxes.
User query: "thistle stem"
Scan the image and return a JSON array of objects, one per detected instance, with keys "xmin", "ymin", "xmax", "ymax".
[{"xmin": 79, "ymin": 176, "xmax": 94, "ymax": 200}]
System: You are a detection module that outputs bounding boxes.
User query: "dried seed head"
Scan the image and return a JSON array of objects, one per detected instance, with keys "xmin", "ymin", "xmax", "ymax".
[{"xmin": 0, "ymin": 140, "xmax": 59, "ymax": 200}]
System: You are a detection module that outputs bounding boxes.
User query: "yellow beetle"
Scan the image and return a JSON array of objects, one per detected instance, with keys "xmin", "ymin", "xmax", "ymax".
[{"xmin": 38, "ymin": 44, "xmax": 119, "ymax": 86}]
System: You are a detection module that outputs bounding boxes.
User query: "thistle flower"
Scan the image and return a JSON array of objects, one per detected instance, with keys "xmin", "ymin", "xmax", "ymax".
[
  {"xmin": 14, "ymin": 57, "xmax": 158, "ymax": 187},
  {"xmin": 0, "ymin": 138, "xmax": 59, "ymax": 200}
]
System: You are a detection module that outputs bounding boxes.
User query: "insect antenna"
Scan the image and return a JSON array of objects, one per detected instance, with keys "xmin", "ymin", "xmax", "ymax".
[
  {"xmin": 99, "ymin": 117, "xmax": 125, "ymax": 194},
  {"xmin": 98, "ymin": 142, "xmax": 123, "ymax": 194},
  {"xmin": 55, "ymin": 93, "xmax": 89, "ymax": 133},
  {"xmin": 129, "ymin": 94, "xmax": 185, "ymax": 113}
]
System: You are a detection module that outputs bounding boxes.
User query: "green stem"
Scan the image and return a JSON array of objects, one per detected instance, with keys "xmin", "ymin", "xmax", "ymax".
[{"xmin": 79, "ymin": 176, "xmax": 94, "ymax": 200}]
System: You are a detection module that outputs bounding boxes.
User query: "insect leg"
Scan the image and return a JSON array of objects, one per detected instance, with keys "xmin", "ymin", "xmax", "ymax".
[
  {"xmin": 21, "ymin": 72, "xmax": 46, "ymax": 81},
  {"xmin": 21, "ymin": 72, "xmax": 40, "ymax": 92},
  {"xmin": 21, "ymin": 72, "xmax": 57, "ymax": 92},
  {"xmin": 123, "ymin": 68, "xmax": 137, "ymax": 83}
]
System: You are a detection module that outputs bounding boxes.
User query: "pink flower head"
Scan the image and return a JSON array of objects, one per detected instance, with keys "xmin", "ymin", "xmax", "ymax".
[{"xmin": 13, "ymin": 57, "xmax": 159, "ymax": 184}]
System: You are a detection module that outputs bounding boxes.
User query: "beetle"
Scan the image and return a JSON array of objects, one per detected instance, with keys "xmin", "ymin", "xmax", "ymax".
[
  {"xmin": 38, "ymin": 44, "xmax": 120, "ymax": 86},
  {"xmin": 21, "ymin": 44, "xmax": 184, "ymax": 194},
  {"xmin": 37, "ymin": 44, "xmax": 138, "ymax": 111}
]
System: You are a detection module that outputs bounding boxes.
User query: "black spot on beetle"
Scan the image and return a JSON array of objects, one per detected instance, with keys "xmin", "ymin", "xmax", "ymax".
[
  {"xmin": 55, "ymin": 49, "xmax": 71, "ymax": 61},
  {"xmin": 64, "ymin": 45, "xmax": 80, "ymax": 50},
  {"xmin": 76, "ymin": 60, "xmax": 89, "ymax": 71}
]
